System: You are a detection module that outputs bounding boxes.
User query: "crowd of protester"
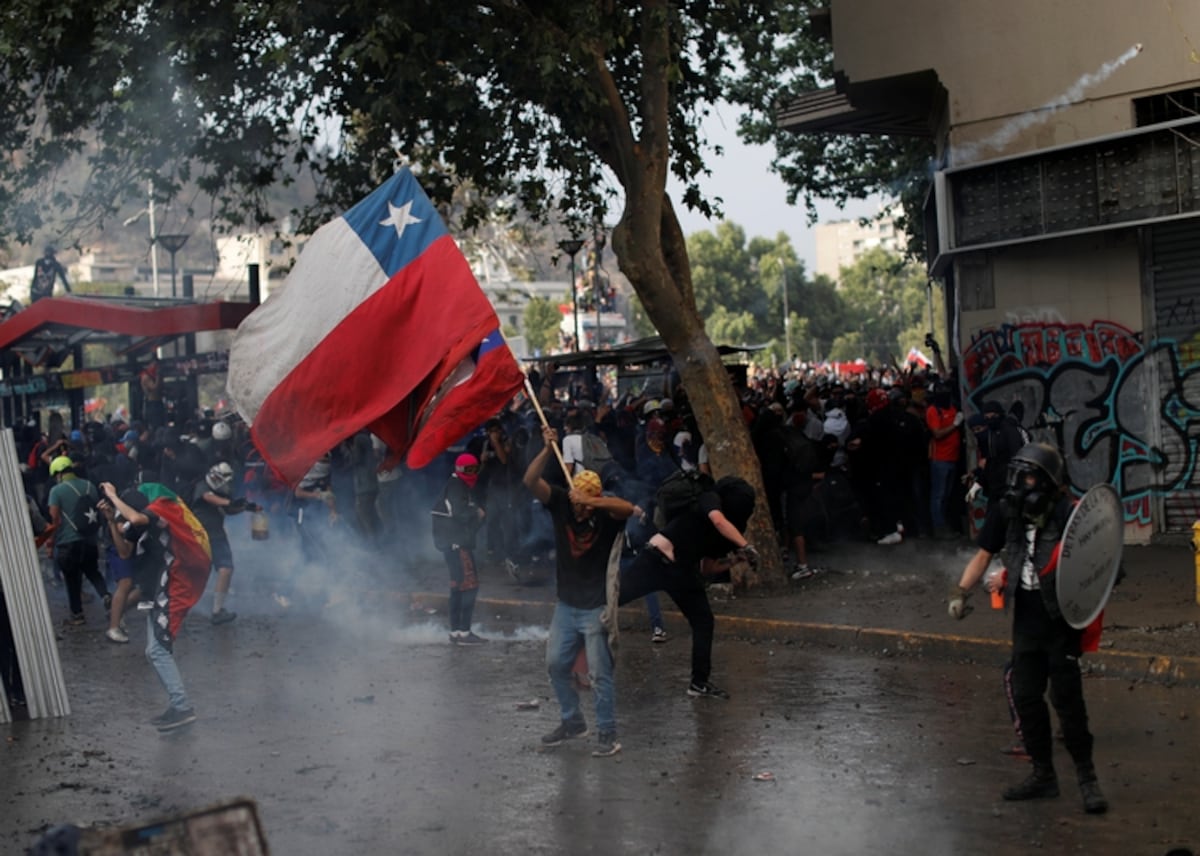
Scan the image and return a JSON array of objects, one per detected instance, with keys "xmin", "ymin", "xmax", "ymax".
[{"xmin": 3, "ymin": 346, "xmax": 1034, "ymax": 720}]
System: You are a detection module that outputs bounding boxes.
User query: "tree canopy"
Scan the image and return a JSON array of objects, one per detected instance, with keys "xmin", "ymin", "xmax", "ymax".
[
  {"xmin": 684, "ymin": 226, "xmax": 937, "ymax": 366},
  {"xmin": 725, "ymin": 4, "xmax": 936, "ymax": 259},
  {"xmin": 2, "ymin": 0, "xmax": 810, "ymax": 583}
]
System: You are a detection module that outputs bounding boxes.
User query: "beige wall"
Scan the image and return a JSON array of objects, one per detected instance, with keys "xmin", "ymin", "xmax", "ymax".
[
  {"xmin": 959, "ymin": 232, "xmax": 1142, "ymax": 337},
  {"xmin": 831, "ymin": 0, "xmax": 1200, "ymax": 163}
]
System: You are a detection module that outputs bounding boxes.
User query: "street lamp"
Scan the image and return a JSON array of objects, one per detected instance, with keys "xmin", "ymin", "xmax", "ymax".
[
  {"xmin": 156, "ymin": 233, "xmax": 190, "ymax": 298},
  {"xmin": 122, "ymin": 180, "xmax": 161, "ymax": 296},
  {"xmin": 558, "ymin": 238, "xmax": 584, "ymax": 352}
]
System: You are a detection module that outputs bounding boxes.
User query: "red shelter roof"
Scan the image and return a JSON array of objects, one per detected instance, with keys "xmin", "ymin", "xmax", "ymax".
[{"xmin": 0, "ymin": 295, "xmax": 254, "ymax": 367}]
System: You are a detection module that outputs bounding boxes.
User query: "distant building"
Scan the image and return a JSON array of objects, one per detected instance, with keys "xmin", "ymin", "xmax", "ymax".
[{"xmin": 813, "ymin": 204, "xmax": 907, "ymax": 284}]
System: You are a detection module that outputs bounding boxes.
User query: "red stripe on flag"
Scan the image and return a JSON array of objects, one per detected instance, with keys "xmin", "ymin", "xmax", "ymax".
[
  {"xmin": 404, "ymin": 341, "xmax": 525, "ymax": 468},
  {"xmin": 249, "ymin": 236, "xmax": 512, "ymax": 483}
]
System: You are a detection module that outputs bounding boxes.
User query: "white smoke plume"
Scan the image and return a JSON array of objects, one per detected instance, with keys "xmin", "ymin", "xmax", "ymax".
[{"xmin": 954, "ymin": 44, "xmax": 1143, "ymax": 164}]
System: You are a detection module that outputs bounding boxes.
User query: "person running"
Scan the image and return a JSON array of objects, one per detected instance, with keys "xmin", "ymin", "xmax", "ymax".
[
  {"xmin": 523, "ymin": 425, "xmax": 635, "ymax": 757},
  {"xmin": 618, "ymin": 474, "xmax": 759, "ymax": 700}
]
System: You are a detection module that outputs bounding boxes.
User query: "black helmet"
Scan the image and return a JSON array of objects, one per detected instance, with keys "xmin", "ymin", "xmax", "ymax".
[
  {"xmin": 1005, "ymin": 443, "xmax": 1065, "ymax": 522},
  {"xmin": 1009, "ymin": 442, "xmax": 1065, "ymax": 487}
]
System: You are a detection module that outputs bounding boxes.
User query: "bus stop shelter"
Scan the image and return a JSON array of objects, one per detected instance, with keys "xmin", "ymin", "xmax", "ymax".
[{"xmin": 0, "ymin": 293, "xmax": 255, "ymax": 429}]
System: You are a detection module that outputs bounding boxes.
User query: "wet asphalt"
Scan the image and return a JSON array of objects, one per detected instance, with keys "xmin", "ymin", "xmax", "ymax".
[{"xmin": 4, "ymin": 592, "xmax": 1198, "ymax": 856}]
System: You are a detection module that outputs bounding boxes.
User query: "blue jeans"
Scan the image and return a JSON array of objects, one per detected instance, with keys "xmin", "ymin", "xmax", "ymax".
[
  {"xmin": 145, "ymin": 615, "xmax": 190, "ymax": 712},
  {"xmin": 930, "ymin": 460, "xmax": 957, "ymax": 530},
  {"xmin": 547, "ymin": 602, "xmax": 615, "ymax": 734}
]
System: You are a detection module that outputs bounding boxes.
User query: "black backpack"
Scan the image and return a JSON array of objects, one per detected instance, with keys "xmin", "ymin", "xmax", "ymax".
[
  {"xmin": 62, "ymin": 480, "xmax": 102, "ymax": 540},
  {"xmin": 652, "ymin": 470, "xmax": 714, "ymax": 529}
]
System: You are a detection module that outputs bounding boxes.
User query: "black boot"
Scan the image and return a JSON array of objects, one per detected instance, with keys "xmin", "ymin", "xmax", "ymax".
[
  {"xmin": 1077, "ymin": 767, "xmax": 1109, "ymax": 814},
  {"xmin": 1002, "ymin": 763, "xmax": 1060, "ymax": 801}
]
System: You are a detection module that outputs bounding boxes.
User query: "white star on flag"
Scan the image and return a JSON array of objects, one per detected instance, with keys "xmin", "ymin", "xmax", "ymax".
[{"xmin": 379, "ymin": 200, "xmax": 422, "ymax": 239}]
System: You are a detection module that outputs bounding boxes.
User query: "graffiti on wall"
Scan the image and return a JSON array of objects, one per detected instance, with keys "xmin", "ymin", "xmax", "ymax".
[{"xmin": 963, "ymin": 319, "xmax": 1200, "ymax": 523}]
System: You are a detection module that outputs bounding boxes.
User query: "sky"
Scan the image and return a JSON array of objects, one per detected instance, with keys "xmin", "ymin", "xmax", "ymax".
[{"xmin": 668, "ymin": 105, "xmax": 885, "ymax": 277}]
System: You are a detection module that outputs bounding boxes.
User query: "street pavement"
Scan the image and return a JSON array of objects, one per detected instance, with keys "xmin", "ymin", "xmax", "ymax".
[
  {"xmin": 3, "ymin": 525, "xmax": 1199, "ymax": 854},
  {"xmin": 448, "ymin": 535, "xmax": 1200, "ymax": 686},
  {"xmin": 4, "ymin": 607, "xmax": 1198, "ymax": 855}
]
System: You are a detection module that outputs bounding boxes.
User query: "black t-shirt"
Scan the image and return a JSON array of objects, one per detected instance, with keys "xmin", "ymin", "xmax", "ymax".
[{"xmin": 545, "ymin": 485, "xmax": 625, "ymax": 610}]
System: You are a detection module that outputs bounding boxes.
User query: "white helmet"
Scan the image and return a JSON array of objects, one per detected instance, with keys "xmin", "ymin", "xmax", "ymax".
[
  {"xmin": 205, "ymin": 462, "xmax": 235, "ymax": 495},
  {"xmin": 212, "ymin": 421, "xmax": 232, "ymax": 442}
]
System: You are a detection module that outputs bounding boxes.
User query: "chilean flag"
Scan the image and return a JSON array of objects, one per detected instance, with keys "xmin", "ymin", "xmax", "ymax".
[{"xmin": 227, "ymin": 169, "xmax": 525, "ymax": 484}]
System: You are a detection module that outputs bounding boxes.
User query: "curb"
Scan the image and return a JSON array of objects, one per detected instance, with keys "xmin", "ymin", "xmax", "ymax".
[{"xmin": 404, "ymin": 592, "xmax": 1200, "ymax": 687}]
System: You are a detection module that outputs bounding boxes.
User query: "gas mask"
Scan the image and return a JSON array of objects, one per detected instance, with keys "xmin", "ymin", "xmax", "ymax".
[{"xmin": 1004, "ymin": 462, "xmax": 1056, "ymax": 524}]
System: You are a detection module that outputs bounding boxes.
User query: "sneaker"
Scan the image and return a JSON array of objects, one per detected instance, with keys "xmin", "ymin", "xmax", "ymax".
[
  {"xmin": 64, "ymin": 613, "xmax": 85, "ymax": 626},
  {"xmin": 154, "ymin": 707, "xmax": 197, "ymax": 732},
  {"xmin": 592, "ymin": 731, "xmax": 622, "ymax": 757},
  {"xmin": 136, "ymin": 600, "xmax": 154, "ymax": 612},
  {"xmin": 457, "ymin": 632, "xmax": 488, "ymax": 646},
  {"xmin": 651, "ymin": 627, "xmax": 668, "ymax": 644},
  {"xmin": 211, "ymin": 609, "xmax": 237, "ymax": 626},
  {"xmin": 541, "ymin": 720, "xmax": 588, "ymax": 746},
  {"xmin": 687, "ymin": 681, "xmax": 730, "ymax": 700},
  {"xmin": 504, "ymin": 558, "xmax": 520, "ymax": 582},
  {"xmin": 877, "ymin": 531, "xmax": 903, "ymax": 545},
  {"xmin": 105, "ymin": 627, "xmax": 129, "ymax": 644},
  {"xmin": 790, "ymin": 563, "xmax": 816, "ymax": 580},
  {"xmin": 102, "ymin": 593, "xmax": 113, "ymax": 612}
]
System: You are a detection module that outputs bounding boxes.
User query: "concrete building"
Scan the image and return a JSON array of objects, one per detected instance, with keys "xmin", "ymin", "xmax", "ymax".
[
  {"xmin": 780, "ymin": 1, "xmax": 1200, "ymax": 540},
  {"xmin": 813, "ymin": 204, "xmax": 907, "ymax": 283}
]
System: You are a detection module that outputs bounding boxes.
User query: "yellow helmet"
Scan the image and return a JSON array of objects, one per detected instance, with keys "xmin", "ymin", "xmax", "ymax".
[
  {"xmin": 49, "ymin": 455, "xmax": 74, "ymax": 476},
  {"xmin": 573, "ymin": 470, "xmax": 603, "ymax": 497}
]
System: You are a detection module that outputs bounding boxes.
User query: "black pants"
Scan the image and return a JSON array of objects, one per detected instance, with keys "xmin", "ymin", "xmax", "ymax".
[
  {"xmin": 55, "ymin": 541, "xmax": 107, "ymax": 616},
  {"xmin": 619, "ymin": 550, "xmax": 713, "ymax": 685},
  {"xmin": 1011, "ymin": 592, "xmax": 1095, "ymax": 772}
]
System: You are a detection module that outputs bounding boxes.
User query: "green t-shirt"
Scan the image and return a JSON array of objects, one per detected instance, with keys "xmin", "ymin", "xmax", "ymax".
[{"xmin": 48, "ymin": 476, "xmax": 100, "ymax": 545}]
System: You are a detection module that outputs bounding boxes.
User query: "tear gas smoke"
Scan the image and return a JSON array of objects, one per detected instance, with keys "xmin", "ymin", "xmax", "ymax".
[{"xmin": 954, "ymin": 44, "xmax": 1144, "ymax": 164}]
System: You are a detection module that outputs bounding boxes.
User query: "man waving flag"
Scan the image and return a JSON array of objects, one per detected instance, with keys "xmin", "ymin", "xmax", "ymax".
[{"xmin": 227, "ymin": 169, "xmax": 525, "ymax": 484}]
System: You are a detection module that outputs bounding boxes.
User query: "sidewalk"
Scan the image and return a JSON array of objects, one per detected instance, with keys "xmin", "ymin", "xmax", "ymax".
[{"xmin": 410, "ymin": 538, "xmax": 1200, "ymax": 686}]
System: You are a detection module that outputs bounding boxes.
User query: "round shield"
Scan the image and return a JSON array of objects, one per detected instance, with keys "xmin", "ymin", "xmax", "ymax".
[{"xmin": 1055, "ymin": 484, "xmax": 1124, "ymax": 629}]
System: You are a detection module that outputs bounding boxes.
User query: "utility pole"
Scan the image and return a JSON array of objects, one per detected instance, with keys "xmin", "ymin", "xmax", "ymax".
[{"xmin": 781, "ymin": 264, "xmax": 791, "ymax": 367}]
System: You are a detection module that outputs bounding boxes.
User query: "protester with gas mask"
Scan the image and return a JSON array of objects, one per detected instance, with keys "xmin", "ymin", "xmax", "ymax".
[
  {"xmin": 947, "ymin": 443, "xmax": 1108, "ymax": 815},
  {"xmin": 192, "ymin": 461, "xmax": 260, "ymax": 625}
]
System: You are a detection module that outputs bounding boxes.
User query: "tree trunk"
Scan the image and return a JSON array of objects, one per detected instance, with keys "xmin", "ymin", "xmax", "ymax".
[
  {"xmin": 610, "ymin": 203, "xmax": 784, "ymax": 589},
  {"xmin": 580, "ymin": 0, "xmax": 783, "ymax": 587}
]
